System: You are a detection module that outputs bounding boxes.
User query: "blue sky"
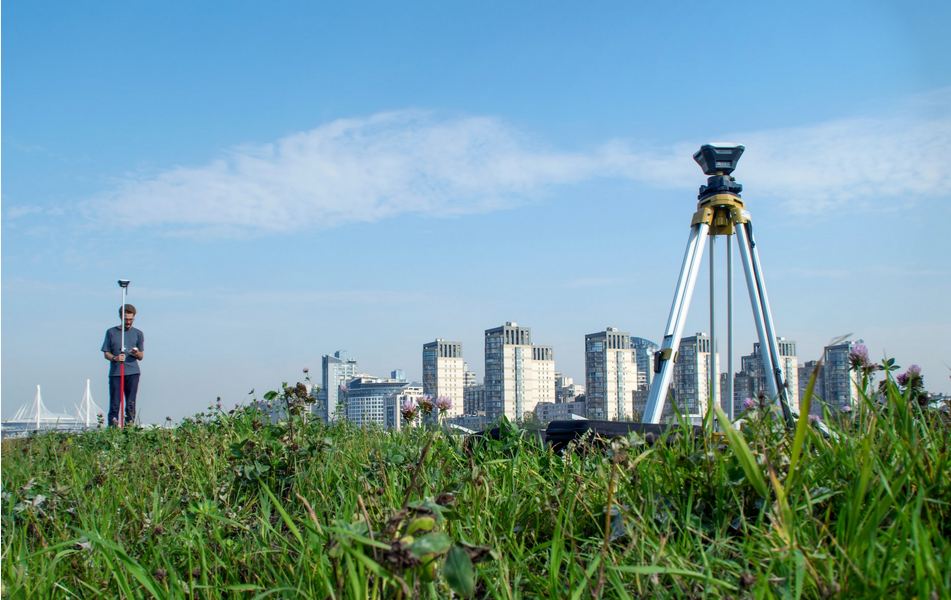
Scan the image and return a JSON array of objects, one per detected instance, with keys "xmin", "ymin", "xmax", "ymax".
[{"xmin": 3, "ymin": 0, "xmax": 950, "ymax": 422}]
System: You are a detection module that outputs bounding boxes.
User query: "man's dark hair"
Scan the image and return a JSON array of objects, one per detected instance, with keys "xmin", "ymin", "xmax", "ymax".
[{"xmin": 119, "ymin": 304, "xmax": 137, "ymax": 316}]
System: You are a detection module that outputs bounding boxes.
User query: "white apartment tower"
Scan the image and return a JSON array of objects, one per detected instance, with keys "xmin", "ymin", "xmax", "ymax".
[
  {"xmin": 422, "ymin": 339, "xmax": 465, "ymax": 418},
  {"xmin": 315, "ymin": 350, "xmax": 360, "ymax": 423},
  {"xmin": 585, "ymin": 328, "xmax": 638, "ymax": 421},
  {"xmin": 484, "ymin": 322, "xmax": 556, "ymax": 422},
  {"xmin": 671, "ymin": 333, "xmax": 718, "ymax": 426}
]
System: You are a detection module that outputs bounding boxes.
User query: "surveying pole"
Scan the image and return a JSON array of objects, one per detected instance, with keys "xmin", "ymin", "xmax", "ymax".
[
  {"xmin": 641, "ymin": 144, "xmax": 793, "ymax": 427},
  {"xmin": 118, "ymin": 279, "xmax": 130, "ymax": 428}
]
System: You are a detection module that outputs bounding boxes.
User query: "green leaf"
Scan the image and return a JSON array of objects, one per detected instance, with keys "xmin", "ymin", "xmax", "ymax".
[
  {"xmin": 713, "ymin": 406, "xmax": 768, "ymax": 498},
  {"xmin": 444, "ymin": 545, "xmax": 475, "ymax": 598},
  {"xmin": 263, "ymin": 390, "xmax": 278, "ymax": 401},
  {"xmin": 405, "ymin": 517, "xmax": 436, "ymax": 536},
  {"xmin": 408, "ymin": 532, "xmax": 453, "ymax": 558},
  {"xmin": 223, "ymin": 584, "xmax": 263, "ymax": 591}
]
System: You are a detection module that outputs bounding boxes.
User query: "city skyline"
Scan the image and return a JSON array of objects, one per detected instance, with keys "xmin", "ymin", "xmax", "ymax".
[{"xmin": 3, "ymin": 2, "xmax": 949, "ymax": 423}]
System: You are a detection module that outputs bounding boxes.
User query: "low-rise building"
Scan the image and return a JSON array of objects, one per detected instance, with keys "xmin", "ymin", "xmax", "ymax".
[{"xmin": 535, "ymin": 400, "xmax": 587, "ymax": 424}]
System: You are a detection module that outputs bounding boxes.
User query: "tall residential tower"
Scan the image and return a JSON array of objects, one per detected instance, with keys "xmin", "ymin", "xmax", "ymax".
[
  {"xmin": 671, "ymin": 333, "xmax": 718, "ymax": 426},
  {"xmin": 314, "ymin": 350, "xmax": 359, "ymax": 423},
  {"xmin": 484, "ymin": 322, "xmax": 555, "ymax": 421},
  {"xmin": 585, "ymin": 328, "xmax": 638, "ymax": 421},
  {"xmin": 422, "ymin": 339, "xmax": 465, "ymax": 418}
]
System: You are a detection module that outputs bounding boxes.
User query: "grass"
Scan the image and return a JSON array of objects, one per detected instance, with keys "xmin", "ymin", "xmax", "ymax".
[{"xmin": 2, "ymin": 374, "xmax": 950, "ymax": 599}]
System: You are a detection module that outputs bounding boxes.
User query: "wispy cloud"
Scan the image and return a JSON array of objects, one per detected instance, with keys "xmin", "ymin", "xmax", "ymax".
[
  {"xmin": 5, "ymin": 205, "xmax": 46, "ymax": 219},
  {"xmin": 89, "ymin": 94, "xmax": 951, "ymax": 235},
  {"xmin": 732, "ymin": 114, "xmax": 951, "ymax": 213}
]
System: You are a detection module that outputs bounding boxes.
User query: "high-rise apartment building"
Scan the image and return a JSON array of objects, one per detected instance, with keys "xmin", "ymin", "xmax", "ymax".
[
  {"xmin": 463, "ymin": 384, "xmax": 486, "ymax": 415},
  {"xmin": 671, "ymin": 333, "xmax": 718, "ymax": 425},
  {"xmin": 630, "ymin": 337, "xmax": 660, "ymax": 392},
  {"xmin": 484, "ymin": 322, "xmax": 556, "ymax": 421},
  {"xmin": 798, "ymin": 360, "xmax": 823, "ymax": 408},
  {"xmin": 793, "ymin": 341, "xmax": 862, "ymax": 416},
  {"xmin": 817, "ymin": 340, "xmax": 861, "ymax": 413},
  {"xmin": 314, "ymin": 350, "xmax": 360, "ymax": 423},
  {"xmin": 585, "ymin": 328, "xmax": 638, "ymax": 421},
  {"xmin": 464, "ymin": 363, "xmax": 477, "ymax": 388},
  {"xmin": 422, "ymin": 339, "xmax": 465, "ymax": 418},
  {"xmin": 730, "ymin": 338, "xmax": 799, "ymax": 418}
]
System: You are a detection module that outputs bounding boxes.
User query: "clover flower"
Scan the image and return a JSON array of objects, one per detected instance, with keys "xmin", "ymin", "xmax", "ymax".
[
  {"xmin": 418, "ymin": 394, "xmax": 435, "ymax": 415},
  {"xmin": 841, "ymin": 405, "xmax": 852, "ymax": 413},
  {"xmin": 808, "ymin": 414, "xmax": 821, "ymax": 425},
  {"xmin": 400, "ymin": 397, "xmax": 419, "ymax": 422},
  {"xmin": 908, "ymin": 364, "xmax": 921, "ymax": 375},
  {"xmin": 849, "ymin": 344, "xmax": 871, "ymax": 369},
  {"xmin": 435, "ymin": 396, "xmax": 452, "ymax": 412},
  {"xmin": 897, "ymin": 372, "xmax": 909, "ymax": 386},
  {"xmin": 743, "ymin": 397, "xmax": 756, "ymax": 411},
  {"xmin": 303, "ymin": 367, "xmax": 309, "ymax": 374},
  {"xmin": 340, "ymin": 385, "xmax": 348, "ymax": 393},
  {"xmin": 216, "ymin": 402, "xmax": 222, "ymax": 409}
]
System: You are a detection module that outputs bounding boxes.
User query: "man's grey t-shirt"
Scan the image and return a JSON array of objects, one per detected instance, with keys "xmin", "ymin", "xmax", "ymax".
[{"xmin": 101, "ymin": 326, "xmax": 144, "ymax": 377}]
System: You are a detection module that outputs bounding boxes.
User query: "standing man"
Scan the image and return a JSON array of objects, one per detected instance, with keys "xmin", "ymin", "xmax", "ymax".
[{"xmin": 101, "ymin": 304, "xmax": 145, "ymax": 427}]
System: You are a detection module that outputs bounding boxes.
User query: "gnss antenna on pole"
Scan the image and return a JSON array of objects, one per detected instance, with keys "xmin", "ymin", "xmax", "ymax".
[
  {"xmin": 118, "ymin": 279, "xmax": 130, "ymax": 428},
  {"xmin": 641, "ymin": 144, "xmax": 796, "ymax": 428}
]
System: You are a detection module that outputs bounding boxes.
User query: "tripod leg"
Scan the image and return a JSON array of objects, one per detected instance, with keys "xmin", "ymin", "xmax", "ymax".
[
  {"xmin": 735, "ymin": 221, "xmax": 793, "ymax": 425},
  {"xmin": 709, "ymin": 235, "xmax": 719, "ymax": 418},
  {"xmin": 727, "ymin": 238, "xmax": 734, "ymax": 421},
  {"xmin": 642, "ymin": 223, "xmax": 709, "ymax": 424}
]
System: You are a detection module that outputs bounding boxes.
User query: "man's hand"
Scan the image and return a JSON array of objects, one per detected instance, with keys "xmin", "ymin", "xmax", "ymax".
[
  {"xmin": 115, "ymin": 353, "xmax": 126, "ymax": 362},
  {"xmin": 129, "ymin": 348, "xmax": 142, "ymax": 360}
]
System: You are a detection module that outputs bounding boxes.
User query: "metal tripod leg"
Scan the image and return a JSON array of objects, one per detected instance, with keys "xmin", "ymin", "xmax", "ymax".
[
  {"xmin": 735, "ymin": 220, "xmax": 793, "ymax": 425},
  {"xmin": 642, "ymin": 222, "xmax": 709, "ymax": 424}
]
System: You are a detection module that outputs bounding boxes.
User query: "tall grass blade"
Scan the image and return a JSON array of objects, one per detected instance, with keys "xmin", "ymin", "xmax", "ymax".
[
  {"xmin": 713, "ymin": 405, "xmax": 768, "ymax": 498},
  {"xmin": 787, "ymin": 360, "xmax": 820, "ymax": 493}
]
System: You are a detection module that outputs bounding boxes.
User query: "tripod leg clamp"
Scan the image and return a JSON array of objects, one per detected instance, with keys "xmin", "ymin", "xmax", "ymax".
[
  {"xmin": 691, "ymin": 207, "xmax": 714, "ymax": 227},
  {"xmin": 653, "ymin": 348, "xmax": 678, "ymax": 373}
]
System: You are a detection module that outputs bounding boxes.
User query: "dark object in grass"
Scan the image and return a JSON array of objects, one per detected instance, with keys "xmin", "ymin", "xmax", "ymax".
[
  {"xmin": 471, "ymin": 427, "xmax": 547, "ymax": 445},
  {"xmin": 467, "ymin": 421, "xmax": 700, "ymax": 455},
  {"xmin": 464, "ymin": 427, "xmax": 547, "ymax": 456},
  {"xmin": 546, "ymin": 420, "xmax": 701, "ymax": 453}
]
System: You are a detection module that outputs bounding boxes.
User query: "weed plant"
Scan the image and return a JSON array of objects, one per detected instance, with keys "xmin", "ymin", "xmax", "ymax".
[{"xmin": 2, "ymin": 370, "xmax": 949, "ymax": 599}]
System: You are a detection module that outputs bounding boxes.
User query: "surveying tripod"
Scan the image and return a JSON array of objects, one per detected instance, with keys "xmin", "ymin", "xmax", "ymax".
[{"xmin": 641, "ymin": 144, "xmax": 794, "ymax": 427}]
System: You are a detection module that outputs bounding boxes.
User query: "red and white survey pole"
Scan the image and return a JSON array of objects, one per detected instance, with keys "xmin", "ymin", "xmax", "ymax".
[{"xmin": 118, "ymin": 279, "xmax": 130, "ymax": 428}]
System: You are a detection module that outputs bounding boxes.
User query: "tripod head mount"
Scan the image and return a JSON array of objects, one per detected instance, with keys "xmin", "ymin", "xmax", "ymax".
[
  {"xmin": 691, "ymin": 144, "xmax": 748, "ymax": 234},
  {"xmin": 698, "ymin": 175, "xmax": 742, "ymax": 201}
]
